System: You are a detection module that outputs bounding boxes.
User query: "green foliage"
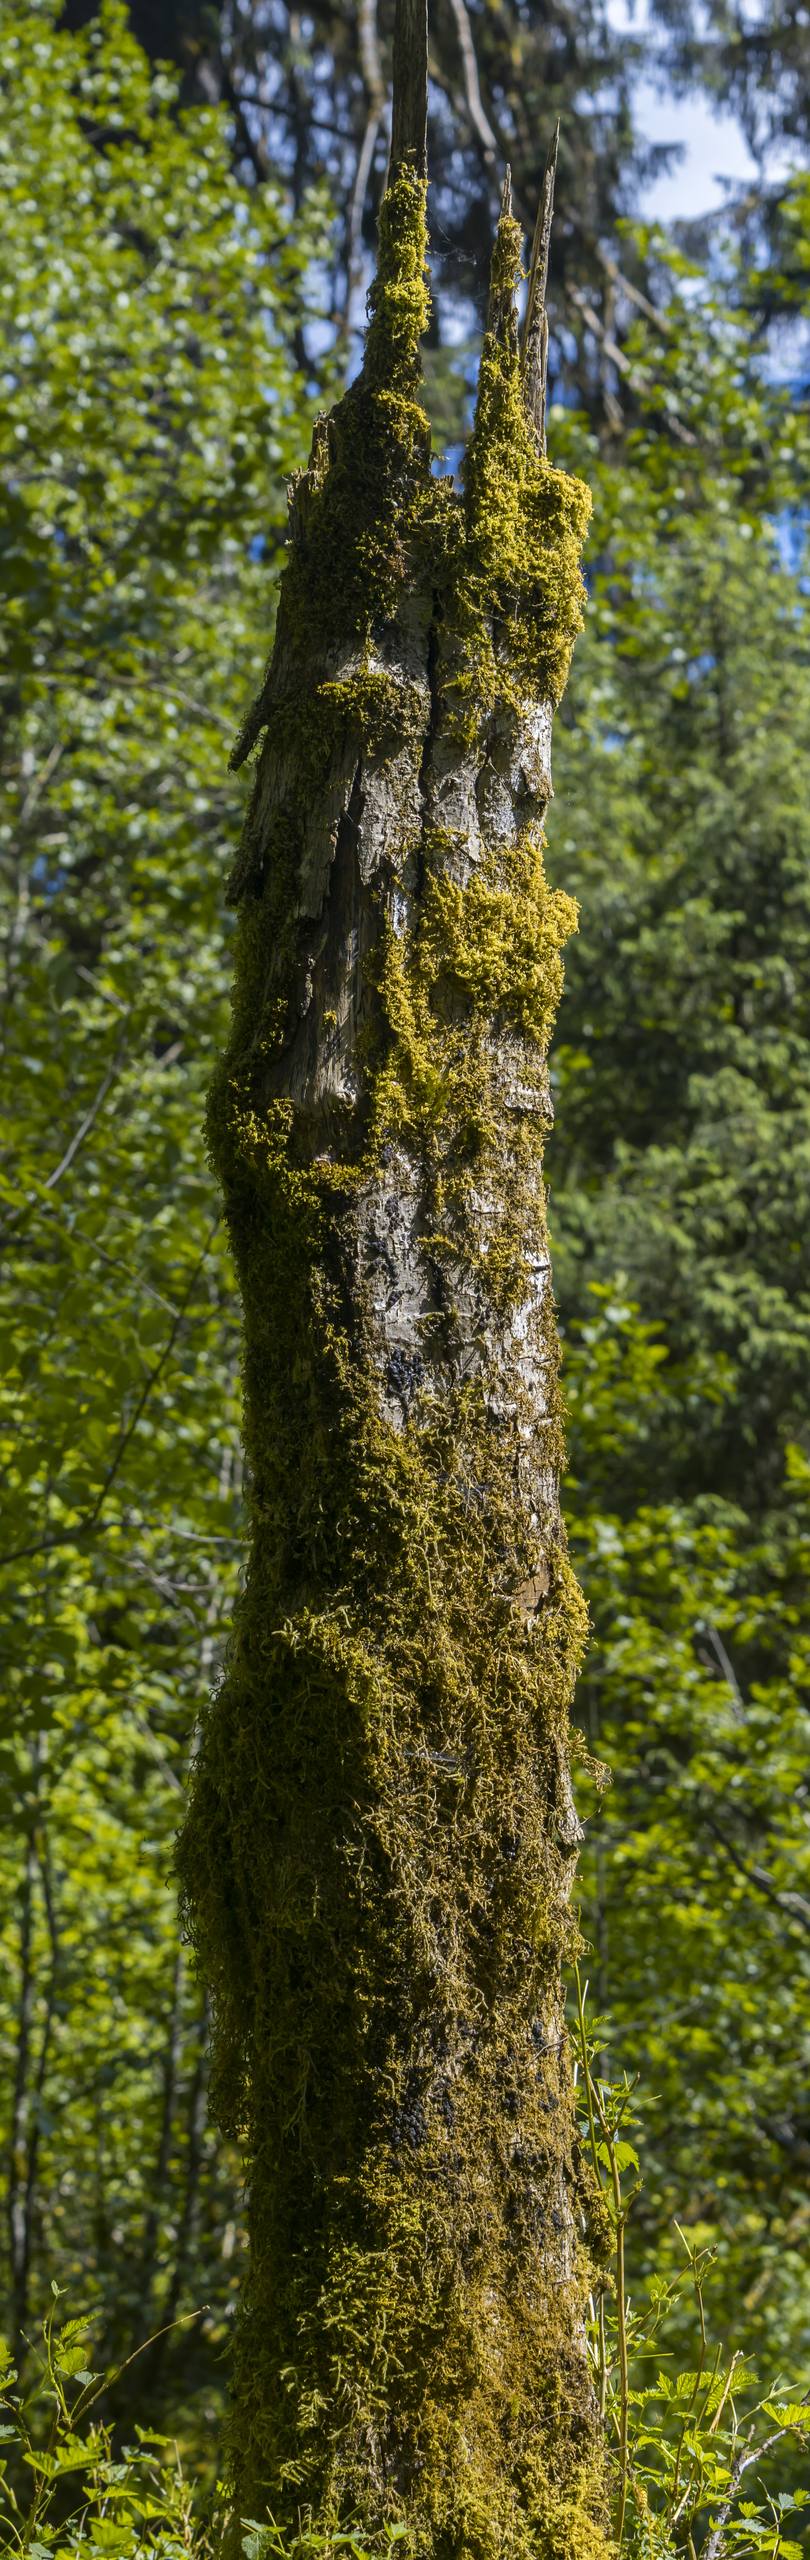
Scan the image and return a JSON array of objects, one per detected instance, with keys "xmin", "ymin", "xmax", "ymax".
[
  {"xmin": 240, "ymin": 2533, "xmax": 411, "ymax": 2560},
  {"xmin": 572, "ymin": 1982, "xmax": 810, "ymax": 2560},
  {"xmin": 546, "ymin": 222, "xmax": 810, "ymax": 2388},
  {"xmin": 0, "ymin": 2296, "xmax": 204, "ymax": 2556},
  {"xmin": 0, "ymin": 0, "xmax": 324, "ymax": 2417}
]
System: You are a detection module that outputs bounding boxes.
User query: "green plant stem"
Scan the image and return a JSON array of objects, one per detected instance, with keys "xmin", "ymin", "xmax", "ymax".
[
  {"xmin": 574, "ymin": 1966, "xmax": 608, "ymax": 2419},
  {"xmin": 669, "ymin": 2233, "xmax": 709, "ymax": 2518},
  {"xmin": 574, "ymin": 1965, "xmax": 601, "ymax": 2184},
  {"xmin": 591, "ymin": 2072, "xmax": 629, "ymax": 2547},
  {"xmin": 614, "ymin": 2210, "xmax": 629, "ymax": 2546}
]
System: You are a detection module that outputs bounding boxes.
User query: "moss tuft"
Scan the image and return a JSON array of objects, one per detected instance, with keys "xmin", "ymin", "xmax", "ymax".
[{"xmin": 451, "ymin": 206, "xmax": 591, "ymax": 739}]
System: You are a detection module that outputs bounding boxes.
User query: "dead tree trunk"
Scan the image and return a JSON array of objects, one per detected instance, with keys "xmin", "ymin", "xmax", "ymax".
[{"xmin": 179, "ymin": 11, "xmax": 609, "ymax": 2548}]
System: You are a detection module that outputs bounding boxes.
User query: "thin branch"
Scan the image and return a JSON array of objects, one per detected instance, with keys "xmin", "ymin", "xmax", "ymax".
[
  {"xmin": 22, "ymin": 1830, "xmax": 60, "ymax": 2321},
  {"xmin": 7, "ymin": 1830, "xmax": 36, "ymax": 2346},
  {"xmin": 37, "ymin": 1061, "xmax": 121, "ymax": 1194},
  {"xmin": 346, "ymin": 0, "xmax": 386, "ymax": 339},
  {"xmin": 92, "ymin": 669, "xmax": 235, "ymax": 732},
  {"xmin": 19, "ymin": 741, "xmax": 65, "ymax": 830},
  {"xmin": 0, "ymin": 1224, "xmax": 218, "ymax": 1567},
  {"xmin": 596, "ymin": 245, "xmax": 672, "ymax": 333},
  {"xmin": 27, "ymin": 669, "xmax": 234, "ymax": 735},
  {"xmin": 568, "ymin": 282, "xmax": 634, "ymax": 379},
  {"xmin": 146, "ymin": 1521, "xmax": 241, "ymax": 1548},
  {"xmin": 159, "ymin": 2004, "xmax": 209, "ymax": 2338},
  {"xmin": 0, "ymin": 1042, "xmax": 127, "ymax": 1246},
  {"xmin": 0, "ymin": 1512, "xmax": 242, "ymax": 1568},
  {"xmin": 700, "ymin": 2418, "xmax": 810, "ymax": 2560},
  {"xmin": 138, "ymin": 1950, "xmax": 184, "ymax": 2317},
  {"xmin": 2, "ymin": 745, "xmax": 66, "ymax": 1048},
  {"xmin": 426, "ymin": 46, "xmax": 530, "ymax": 228},
  {"xmin": 31, "ymin": 1213, "xmax": 183, "ymax": 1318},
  {"xmin": 702, "ymin": 1812, "xmax": 810, "ymax": 1937},
  {"xmin": 219, "ymin": 59, "xmax": 272, "ymax": 183},
  {"xmin": 698, "ymin": 1621, "xmax": 746, "ymax": 1722},
  {"xmin": 568, "ymin": 282, "xmax": 697, "ymax": 446},
  {"xmin": 84, "ymin": 1222, "xmax": 219, "ymax": 1533},
  {"xmin": 348, "ymin": 111, "xmax": 385, "ymax": 327},
  {"xmin": 590, "ymin": 2068, "xmax": 630, "ymax": 2546},
  {"xmin": 446, "ymin": 0, "xmax": 498, "ymax": 179}
]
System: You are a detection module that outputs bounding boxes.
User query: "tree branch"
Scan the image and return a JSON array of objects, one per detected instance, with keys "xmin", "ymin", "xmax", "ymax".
[
  {"xmin": 160, "ymin": 2004, "xmax": 209, "ymax": 2336},
  {"xmin": 138, "ymin": 1950, "xmax": 184, "ymax": 2319},
  {"xmin": 446, "ymin": 0, "xmax": 498, "ymax": 180},
  {"xmin": 569, "ymin": 281, "xmax": 697, "ymax": 445},
  {"xmin": 0, "ymin": 1223, "xmax": 218, "ymax": 1568},
  {"xmin": 696, "ymin": 1621, "xmax": 746, "ymax": 1723},
  {"xmin": 0, "ymin": 1041, "xmax": 127, "ymax": 1245},
  {"xmin": 389, "ymin": 0, "xmax": 429, "ymax": 178},
  {"xmin": 702, "ymin": 1811, "xmax": 810, "ymax": 1937},
  {"xmin": 84, "ymin": 1223, "xmax": 219, "ymax": 1534},
  {"xmin": 346, "ymin": 0, "xmax": 386, "ymax": 335},
  {"xmin": 23, "ymin": 1828, "xmax": 60, "ymax": 2319},
  {"xmin": 7, "ymin": 1828, "xmax": 36, "ymax": 2346},
  {"xmin": 700, "ymin": 2416, "xmax": 810, "ymax": 2560},
  {"xmin": 219, "ymin": 58, "xmax": 272, "ymax": 184},
  {"xmin": 596, "ymin": 242, "xmax": 673, "ymax": 335}
]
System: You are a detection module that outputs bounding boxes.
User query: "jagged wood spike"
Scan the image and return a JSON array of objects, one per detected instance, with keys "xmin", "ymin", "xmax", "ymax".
[
  {"xmin": 486, "ymin": 161, "xmax": 519, "ymax": 344},
  {"xmin": 522, "ymin": 118, "xmax": 560, "ymax": 453},
  {"xmin": 389, "ymin": 0, "xmax": 429, "ymax": 176}
]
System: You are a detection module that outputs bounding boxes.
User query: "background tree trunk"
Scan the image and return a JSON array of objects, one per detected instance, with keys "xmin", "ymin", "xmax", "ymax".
[{"xmin": 179, "ymin": 20, "xmax": 609, "ymax": 2547}]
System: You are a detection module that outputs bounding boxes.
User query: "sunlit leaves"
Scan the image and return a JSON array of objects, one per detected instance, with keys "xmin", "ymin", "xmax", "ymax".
[
  {"xmin": 547, "ymin": 272, "xmax": 810, "ymax": 2383},
  {"xmin": 0, "ymin": 0, "xmax": 322, "ymax": 2419}
]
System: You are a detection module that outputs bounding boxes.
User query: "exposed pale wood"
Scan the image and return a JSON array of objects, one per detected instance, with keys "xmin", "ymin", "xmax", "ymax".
[
  {"xmin": 522, "ymin": 120, "xmax": 559, "ymax": 453},
  {"xmin": 486, "ymin": 165, "xmax": 516, "ymax": 341}
]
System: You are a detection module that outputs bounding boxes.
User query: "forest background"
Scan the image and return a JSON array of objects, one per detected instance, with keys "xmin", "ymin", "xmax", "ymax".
[{"xmin": 1, "ymin": 0, "xmax": 809, "ymax": 2515}]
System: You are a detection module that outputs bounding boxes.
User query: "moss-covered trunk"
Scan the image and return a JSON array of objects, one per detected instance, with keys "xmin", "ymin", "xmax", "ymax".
[{"xmin": 179, "ymin": 62, "xmax": 608, "ymax": 2559}]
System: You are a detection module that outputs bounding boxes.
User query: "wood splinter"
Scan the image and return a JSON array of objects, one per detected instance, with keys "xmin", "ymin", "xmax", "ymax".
[{"xmin": 522, "ymin": 117, "xmax": 560, "ymax": 453}]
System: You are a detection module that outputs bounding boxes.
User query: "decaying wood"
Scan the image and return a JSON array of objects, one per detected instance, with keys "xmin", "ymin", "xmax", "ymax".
[
  {"xmin": 523, "ymin": 119, "xmax": 559, "ymax": 453},
  {"xmin": 180, "ymin": 3, "xmax": 605, "ymax": 2542}
]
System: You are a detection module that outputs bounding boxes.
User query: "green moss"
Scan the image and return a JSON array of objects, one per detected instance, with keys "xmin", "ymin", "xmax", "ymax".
[
  {"xmin": 372, "ymin": 837, "xmax": 577, "ymax": 1134},
  {"xmin": 228, "ymin": 167, "xmax": 449, "ymax": 814},
  {"xmin": 179, "ymin": 176, "xmax": 608, "ymax": 2560},
  {"xmin": 450, "ymin": 210, "xmax": 591, "ymax": 741}
]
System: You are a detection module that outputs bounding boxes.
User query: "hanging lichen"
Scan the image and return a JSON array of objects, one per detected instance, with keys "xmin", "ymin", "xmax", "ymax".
[{"xmin": 178, "ymin": 143, "xmax": 610, "ymax": 2560}]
